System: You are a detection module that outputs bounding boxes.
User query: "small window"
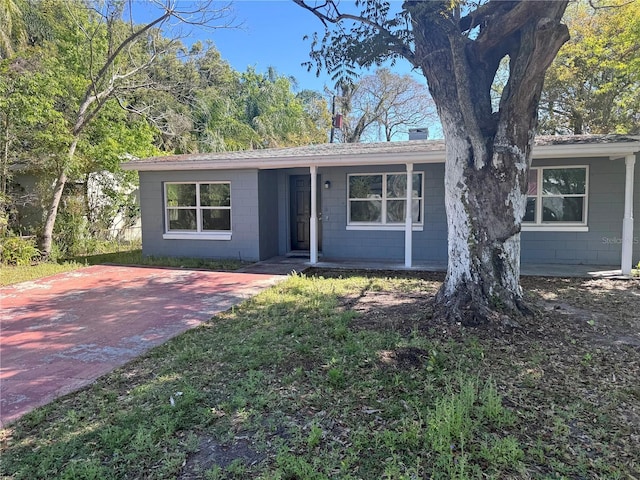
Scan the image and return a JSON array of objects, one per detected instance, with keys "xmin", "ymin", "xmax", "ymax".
[
  {"xmin": 165, "ymin": 182, "xmax": 231, "ymax": 236},
  {"xmin": 524, "ymin": 167, "xmax": 588, "ymax": 227},
  {"xmin": 348, "ymin": 172, "xmax": 423, "ymax": 227}
]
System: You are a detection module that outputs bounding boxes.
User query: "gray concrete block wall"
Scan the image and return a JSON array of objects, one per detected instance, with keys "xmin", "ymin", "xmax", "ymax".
[
  {"xmin": 319, "ymin": 157, "xmax": 637, "ymax": 266},
  {"xmin": 634, "ymin": 153, "xmax": 640, "ymax": 267},
  {"xmin": 258, "ymin": 170, "xmax": 279, "ymax": 260},
  {"xmin": 136, "ymin": 151, "xmax": 639, "ymax": 268},
  {"xmin": 138, "ymin": 170, "xmax": 261, "ymax": 261},
  {"xmin": 520, "ymin": 156, "xmax": 635, "ymax": 265},
  {"xmin": 318, "ymin": 163, "xmax": 448, "ymax": 261}
]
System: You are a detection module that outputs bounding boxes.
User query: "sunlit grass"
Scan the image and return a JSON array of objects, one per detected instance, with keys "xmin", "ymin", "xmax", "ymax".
[
  {"xmin": 3, "ymin": 273, "xmax": 635, "ymax": 479},
  {"xmin": 0, "ymin": 261, "xmax": 83, "ymax": 286},
  {"xmin": 1, "ymin": 249, "xmax": 248, "ymax": 286}
]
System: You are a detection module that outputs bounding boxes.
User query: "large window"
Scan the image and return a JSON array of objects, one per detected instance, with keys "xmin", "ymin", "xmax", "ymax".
[
  {"xmin": 348, "ymin": 173, "xmax": 423, "ymax": 228},
  {"xmin": 164, "ymin": 182, "xmax": 231, "ymax": 238},
  {"xmin": 523, "ymin": 167, "xmax": 588, "ymax": 228}
]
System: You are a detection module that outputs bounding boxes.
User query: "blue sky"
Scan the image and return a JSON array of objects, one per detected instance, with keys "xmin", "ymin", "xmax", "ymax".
[
  {"xmin": 210, "ymin": 1, "xmax": 334, "ymax": 92},
  {"xmin": 133, "ymin": 1, "xmax": 423, "ymax": 93},
  {"xmin": 131, "ymin": 1, "xmax": 437, "ymax": 138}
]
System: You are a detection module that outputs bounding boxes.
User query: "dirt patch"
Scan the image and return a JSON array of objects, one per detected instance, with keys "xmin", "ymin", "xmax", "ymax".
[
  {"xmin": 378, "ymin": 346, "xmax": 431, "ymax": 368},
  {"xmin": 180, "ymin": 435, "xmax": 265, "ymax": 478},
  {"xmin": 349, "ymin": 291, "xmax": 433, "ymax": 335}
]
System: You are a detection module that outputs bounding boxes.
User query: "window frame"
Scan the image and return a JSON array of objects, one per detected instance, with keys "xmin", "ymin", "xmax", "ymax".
[
  {"xmin": 346, "ymin": 172, "xmax": 424, "ymax": 231},
  {"xmin": 522, "ymin": 165, "xmax": 589, "ymax": 232},
  {"xmin": 163, "ymin": 181, "xmax": 232, "ymax": 240}
]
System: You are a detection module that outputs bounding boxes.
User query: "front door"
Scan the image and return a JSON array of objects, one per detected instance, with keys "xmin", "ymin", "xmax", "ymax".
[{"xmin": 290, "ymin": 175, "xmax": 321, "ymax": 251}]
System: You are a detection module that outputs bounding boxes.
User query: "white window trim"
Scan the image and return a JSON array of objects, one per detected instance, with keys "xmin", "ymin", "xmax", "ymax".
[
  {"xmin": 163, "ymin": 181, "xmax": 232, "ymax": 240},
  {"xmin": 523, "ymin": 165, "xmax": 589, "ymax": 232},
  {"xmin": 346, "ymin": 225, "xmax": 424, "ymax": 232},
  {"xmin": 163, "ymin": 232, "xmax": 232, "ymax": 240},
  {"xmin": 347, "ymin": 172, "xmax": 424, "ymax": 229}
]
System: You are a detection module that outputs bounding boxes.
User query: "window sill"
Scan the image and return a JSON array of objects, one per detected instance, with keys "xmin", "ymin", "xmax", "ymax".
[
  {"xmin": 163, "ymin": 232, "xmax": 232, "ymax": 241},
  {"xmin": 521, "ymin": 225, "xmax": 588, "ymax": 232},
  {"xmin": 347, "ymin": 225, "xmax": 424, "ymax": 232}
]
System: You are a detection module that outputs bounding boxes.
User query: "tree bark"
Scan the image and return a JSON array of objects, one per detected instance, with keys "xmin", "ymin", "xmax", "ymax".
[
  {"xmin": 407, "ymin": 1, "xmax": 570, "ymax": 325},
  {"xmin": 293, "ymin": 0, "xmax": 571, "ymax": 326},
  {"xmin": 39, "ymin": 137, "xmax": 78, "ymax": 257}
]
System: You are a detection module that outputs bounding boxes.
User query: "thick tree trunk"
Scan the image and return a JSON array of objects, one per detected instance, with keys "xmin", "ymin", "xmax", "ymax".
[
  {"xmin": 405, "ymin": 1, "xmax": 570, "ymax": 325},
  {"xmin": 435, "ymin": 132, "xmax": 530, "ymax": 325}
]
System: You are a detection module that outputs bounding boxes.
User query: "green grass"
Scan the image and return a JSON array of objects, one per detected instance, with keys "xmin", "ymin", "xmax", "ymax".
[
  {"xmin": 0, "ymin": 249, "xmax": 247, "ymax": 286},
  {"xmin": 2, "ymin": 273, "xmax": 636, "ymax": 479},
  {"xmin": 0, "ymin": 261, "xmax": 85, "ymax": 286}
]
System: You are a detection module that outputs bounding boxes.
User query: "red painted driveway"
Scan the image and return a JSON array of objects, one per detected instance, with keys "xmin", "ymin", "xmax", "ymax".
[{"xmin": 0, "ymin": 265, "xmax": 282, "ymax": 427}]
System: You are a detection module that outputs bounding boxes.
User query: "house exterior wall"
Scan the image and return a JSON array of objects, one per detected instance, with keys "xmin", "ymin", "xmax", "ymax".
[
  {"xmin": 136, "ymin": 151, "xmax": 639, "ymax": 268},
  {"xmin": 316, "ymin": 155, "xmax": 639, "ymax": 266},
  {"xmin": 318, "ymin": 163, "xmax": 448, "ymax": 262},
  {"xmin": 138, "ymin": 169, "xmax": 262, "ymax": 261},
  {"xmin": 10, "ymin": 173, "xmax": 41, "ymax": 236},
  {"xmin": 258, "ymin": 170, "xmax": 280, "ymax": 260},
  {"xmin": 632, "ymin": 153, "xmax": 639, "ymax": 266},
  {"xmin": 521, "ymin": 154, "xmax": 639, "ymax": 265}
]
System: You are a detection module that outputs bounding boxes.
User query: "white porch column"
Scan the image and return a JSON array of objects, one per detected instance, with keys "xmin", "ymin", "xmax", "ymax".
[
  {"xmin": 310, "ymin": 165, "xmax": 318, "ymax": 265},
  {"xmin": 405, "ymin": 163, "xmax": 413, "ymax": 268},
  {"xmin": 621, "ymin": 155, "xmax": 636, "ymax": 275}
]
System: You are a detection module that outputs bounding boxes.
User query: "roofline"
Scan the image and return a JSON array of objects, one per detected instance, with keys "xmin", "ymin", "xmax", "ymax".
[
  {"xmin": 122, "ymin": 139, "xmax": 640, "ymax": 172},
  {"xmin": 121, "ymin": 149, "xmax": 447, "ymax": 172},
  {"xmin": 534, "ymin": 141, "xmax": 640, "ymax": 160}
]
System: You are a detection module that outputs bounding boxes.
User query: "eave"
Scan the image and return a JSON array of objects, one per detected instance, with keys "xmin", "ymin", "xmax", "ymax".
[{"xmin": 121, "ymin": 136, "xmax": 640, "ymax": 172}]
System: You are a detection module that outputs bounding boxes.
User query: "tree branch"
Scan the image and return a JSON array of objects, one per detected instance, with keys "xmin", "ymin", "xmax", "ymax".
[{"xmin": 293, "ymin": 0, "xmax": 416, "ymax": 66}]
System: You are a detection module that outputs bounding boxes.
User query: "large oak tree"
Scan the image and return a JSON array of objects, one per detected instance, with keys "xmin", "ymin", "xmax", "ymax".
[{"xmin": 294, "ymin": 0, "xmax": 570, "ymax": 325}]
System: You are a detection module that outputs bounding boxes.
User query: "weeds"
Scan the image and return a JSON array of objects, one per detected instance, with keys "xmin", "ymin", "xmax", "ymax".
[{"xmin": 1, "ymin": 273, "xmax": 638, "ymax": 479}]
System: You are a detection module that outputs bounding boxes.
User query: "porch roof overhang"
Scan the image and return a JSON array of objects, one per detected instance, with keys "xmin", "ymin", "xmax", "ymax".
[{"xmin": 121, "ymin": 135, "xmax": 640, "ymax": 172}]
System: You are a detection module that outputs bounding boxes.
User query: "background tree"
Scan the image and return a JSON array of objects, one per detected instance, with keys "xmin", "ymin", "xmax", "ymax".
[
  {"xmin": 295, "ymin": 0, "xmax": 570, "ymax": 325},
  {"xmin": 0, "ymin": 0, "xmax": 26, "ymax": 58},
  {"xmin": 3, "ymin": 3, "xmax": 330, "ymax": 255},
  {"xmin": 235, "ymin": 67, "xmax": 330, "ymax": 148},
  {"xmin": 332, "ymin": 68, "xmax": 436, "ymax": 142},
  {"xmin": 539, "ymin": 0, "xmax": 640, "ymax": 135},
  {"xmin": 35, "ymin": 0, "xmax": 234, "ymax": 257},
  {"xmin": 0, "ymin": 51, "xmax": 70, "ymax": 235}
]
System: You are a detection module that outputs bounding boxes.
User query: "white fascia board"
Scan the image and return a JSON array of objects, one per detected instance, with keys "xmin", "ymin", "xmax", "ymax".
[
  {"xmin": 532, "ymin": 141, "xmax": 640, "ymax": 160},
  {"xmin": 122, "ymin": 150, "xmax": 446, "ymax": 172}
]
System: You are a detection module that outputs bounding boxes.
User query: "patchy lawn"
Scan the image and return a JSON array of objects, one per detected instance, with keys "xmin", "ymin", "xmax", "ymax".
[{"xmin": 1, "ymin": 272, "xmax": 638, "ymax": 479}]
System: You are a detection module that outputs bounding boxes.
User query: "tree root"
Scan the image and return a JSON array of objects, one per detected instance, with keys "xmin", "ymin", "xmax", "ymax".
[{"xmin": 433, "ymin": 284, "xmax": 534, "ymax": 330}]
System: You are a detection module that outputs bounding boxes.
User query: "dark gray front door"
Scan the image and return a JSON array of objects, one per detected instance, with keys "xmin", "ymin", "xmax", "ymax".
[
  {"xmin": 290, "ymin": 175, "xmax": 311, "ymax": 250},
  {"xmin": 290, "ymin": 175, "xmax": 321, "ymax": 251}
]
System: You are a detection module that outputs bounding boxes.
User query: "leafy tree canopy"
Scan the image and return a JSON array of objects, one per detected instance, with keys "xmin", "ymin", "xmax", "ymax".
[
  {"xmin": 2, "ymin": 0, "xmax": 331, "ymax": 251},
  {"xmin": 540, "ymin": 0, "xmax": 640, "ymax": 134}
]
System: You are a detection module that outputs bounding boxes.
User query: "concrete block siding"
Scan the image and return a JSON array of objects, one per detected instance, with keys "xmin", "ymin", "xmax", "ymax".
[
  {"xmin": 138, "ymin": 152, "xmax": 639, "ymax": 267},
  {"xmin": 139, "ymin": 169, "xmax": 263, "ymax": 261},
  {"xmin": 318, "ymin": 163, "xmax": 448, "ymax": 262},
  {"xmin": 521, "ymin": 156, "xmax": 639, "ymax": 265}
]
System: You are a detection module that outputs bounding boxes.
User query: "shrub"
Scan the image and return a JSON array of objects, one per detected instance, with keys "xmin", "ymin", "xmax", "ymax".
[{"xmin": 0, "ymin": 235, "xmax": 40, "ymax": 265}]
